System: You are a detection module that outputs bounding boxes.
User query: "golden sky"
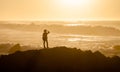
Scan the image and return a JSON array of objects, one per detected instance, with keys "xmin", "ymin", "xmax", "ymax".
[{"xmin": 0, "ymin": 0, "xmax": 120, "ymax": 21}]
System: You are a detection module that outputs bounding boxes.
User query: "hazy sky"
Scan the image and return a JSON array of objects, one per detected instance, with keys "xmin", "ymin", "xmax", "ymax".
[{"xmin": 0, "ymin": 0, "xmax": 120, "ymax": 21}]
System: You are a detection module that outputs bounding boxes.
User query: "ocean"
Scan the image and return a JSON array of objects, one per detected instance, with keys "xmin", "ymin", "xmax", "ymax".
[{"xmin": 0, "ymin": 23, "xmax": 120, "ymax": 56}]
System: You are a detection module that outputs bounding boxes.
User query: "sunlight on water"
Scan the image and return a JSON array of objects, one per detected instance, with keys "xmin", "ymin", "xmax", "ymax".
[
  {"xmin": 64, "ymin": 24, "xmax": 87, "ymax": 26},
  {"xmin": 68, "ymin": 38, "xmax": 81, "ymax": 42}
]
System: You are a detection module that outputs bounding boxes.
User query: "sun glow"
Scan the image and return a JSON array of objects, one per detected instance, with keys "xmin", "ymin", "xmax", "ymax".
[{"xmin": 59, "ymin": 0, "xmax": 92, "ymax": 7}]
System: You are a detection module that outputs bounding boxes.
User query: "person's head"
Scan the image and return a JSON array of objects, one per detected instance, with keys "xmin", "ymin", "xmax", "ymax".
[{"xmin": 44, "ymin": 29, "xmax": 47, "ymax": 33}]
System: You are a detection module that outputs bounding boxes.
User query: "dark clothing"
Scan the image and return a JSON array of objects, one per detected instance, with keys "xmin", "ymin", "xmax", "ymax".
[
  {"xmin": 42, "ymin": 33, "xmax": 48, "ymax": 41},
  {"xmin": 42, "ymin": 31, "xmax": 50, "ymax": 48}
]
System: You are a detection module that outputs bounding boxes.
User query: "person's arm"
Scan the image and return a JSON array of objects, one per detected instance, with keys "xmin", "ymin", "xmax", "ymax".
[{"xmin": 48, "ymin": 31, "xmax": 50, "ymax": 34}]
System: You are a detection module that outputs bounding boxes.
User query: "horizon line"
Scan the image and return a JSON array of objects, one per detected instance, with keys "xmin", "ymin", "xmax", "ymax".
[{"xmin": 0, "ymin": 19, "xmax": 120, "ymax": 22}]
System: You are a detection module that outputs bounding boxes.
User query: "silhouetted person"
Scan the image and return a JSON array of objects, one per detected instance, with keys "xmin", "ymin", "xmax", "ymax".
[{"xmin": 42, "ymin": 29, "xmax": 50, "ymax": 48}]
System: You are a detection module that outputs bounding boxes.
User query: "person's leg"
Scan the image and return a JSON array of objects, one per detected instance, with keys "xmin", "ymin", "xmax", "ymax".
[
  {"xmin": 46, "ymin": 40, "xmax": 49, "ymax": 48},
  {"xmin": 43, "ymin": 40, "xmax": 46, "ymax": 48}
]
